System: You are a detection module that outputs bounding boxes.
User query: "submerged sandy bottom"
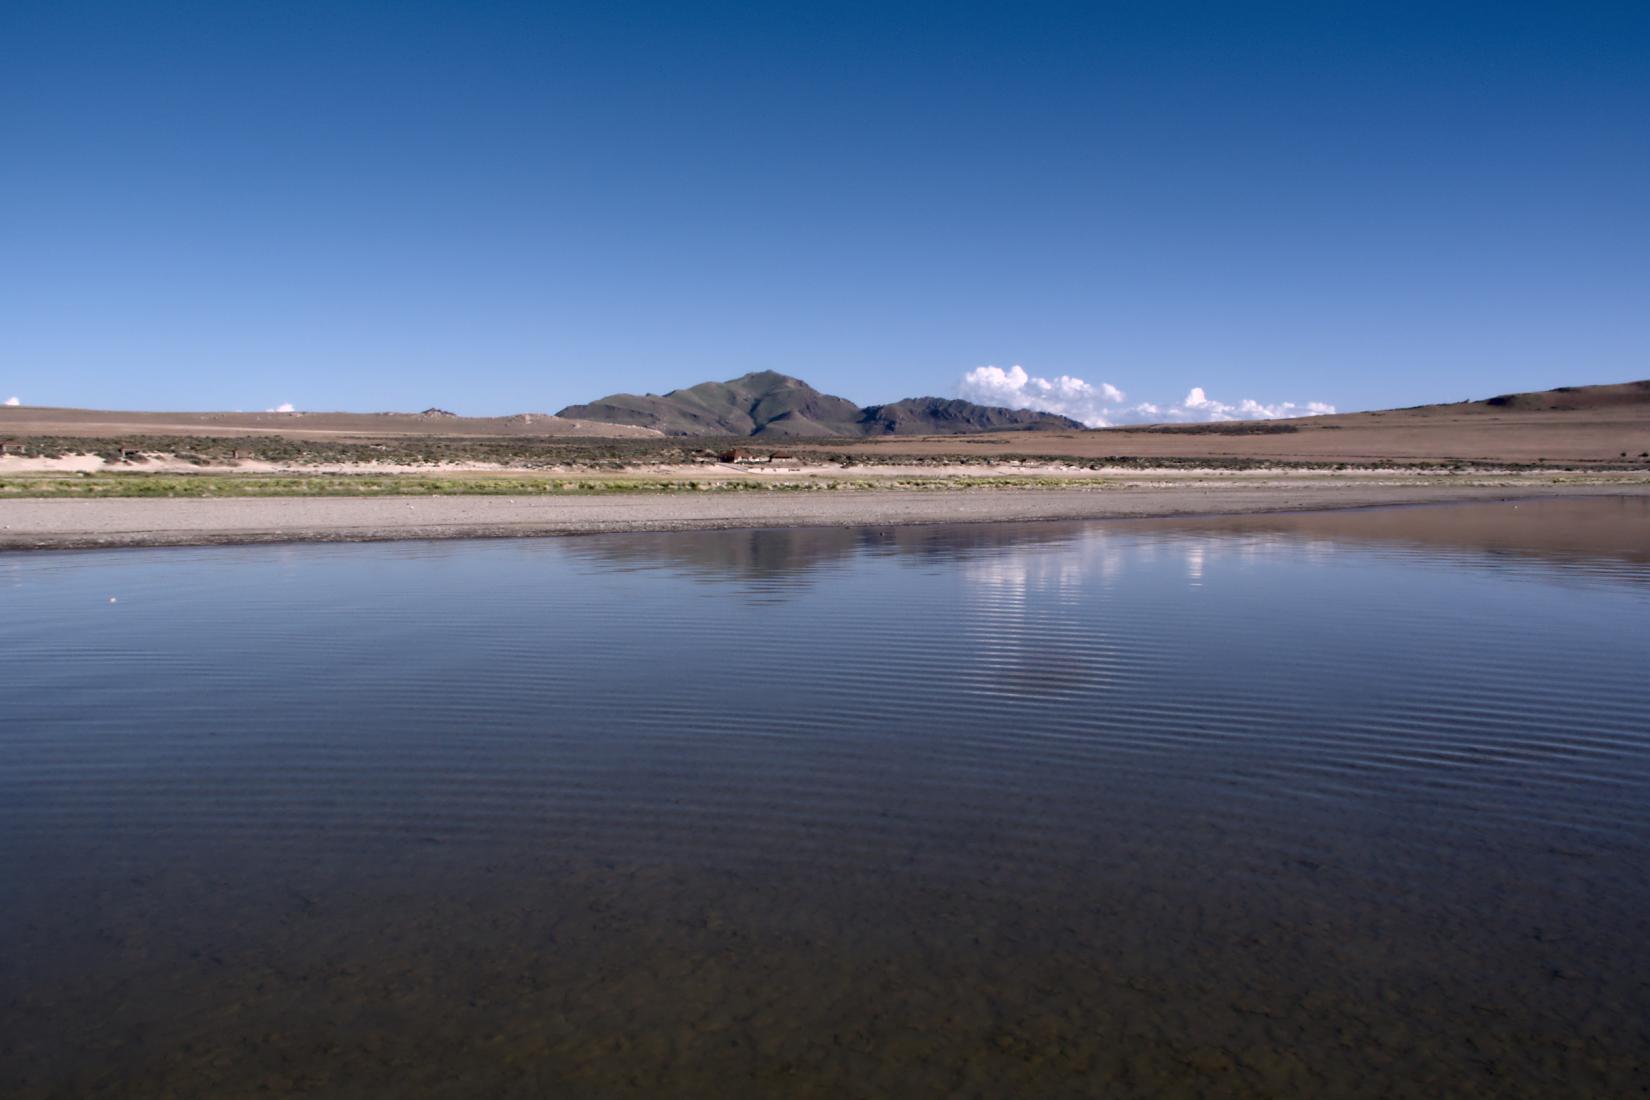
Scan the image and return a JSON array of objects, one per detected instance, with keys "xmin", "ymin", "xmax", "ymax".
[{"xmin": 8, "ymin": 831, "xmax": 1643, "ymax": 1098}]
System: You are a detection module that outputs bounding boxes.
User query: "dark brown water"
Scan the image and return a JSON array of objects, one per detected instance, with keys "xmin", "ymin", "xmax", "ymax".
[{"xmin": 3, "ymin": 498, "xmax": 1649, "ymax": 1098}]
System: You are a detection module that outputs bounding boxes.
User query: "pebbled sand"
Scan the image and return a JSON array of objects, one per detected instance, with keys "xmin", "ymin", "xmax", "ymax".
[{"xmin": 3, "ymin": 480, "xmax": 1648, "ymax": 551}]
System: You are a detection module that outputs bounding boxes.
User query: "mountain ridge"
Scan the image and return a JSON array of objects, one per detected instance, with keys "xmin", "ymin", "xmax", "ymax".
[{"xmin": 556, "ymin": 371, "xmax": 1083, "ymax": 437}]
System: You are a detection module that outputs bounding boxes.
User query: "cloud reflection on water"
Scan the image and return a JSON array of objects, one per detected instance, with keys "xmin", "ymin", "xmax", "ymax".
[{"xmin": 556, "ymin": 497, "xmax": 1650, "ymax": 599}]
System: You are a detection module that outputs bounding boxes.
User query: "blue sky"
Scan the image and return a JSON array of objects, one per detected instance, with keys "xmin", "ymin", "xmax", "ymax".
[{"xmin": 3, "ymin": 0, "xmax": 1646, "ymax": 418}]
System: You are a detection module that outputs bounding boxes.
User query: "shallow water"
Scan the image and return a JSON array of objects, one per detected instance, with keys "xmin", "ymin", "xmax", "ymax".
[{"xmin": 2, "ymin": 498, "xmax": 1648, "ymax": 1098}]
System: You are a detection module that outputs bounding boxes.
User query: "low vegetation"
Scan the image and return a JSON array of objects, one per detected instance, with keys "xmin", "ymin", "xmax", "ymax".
[
  {"xmin": 6, "ymin": 466, "xmax": 1642, "ymax": 500},
  {"xmin": 0, "ymin": 434, "xmax": 708, "ymax": 468},
  {"xmin": 0, "ymin": 472, "xmax": 1145, "ymax": 498},
  {"xmin": 8, "ymin": 432, "xmax": 1630, "ymax": 475}
]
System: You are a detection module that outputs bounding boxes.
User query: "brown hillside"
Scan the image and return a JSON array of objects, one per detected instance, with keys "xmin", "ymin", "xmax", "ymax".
[{"xmin": 805, "ymin": 380, "xmax": 1650, "ymax": 466}]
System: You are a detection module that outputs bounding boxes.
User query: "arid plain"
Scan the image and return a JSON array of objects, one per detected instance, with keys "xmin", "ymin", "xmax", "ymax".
[{"xmin": 2, "ymin": 380, "xmax": 1647, "ymax": 550}]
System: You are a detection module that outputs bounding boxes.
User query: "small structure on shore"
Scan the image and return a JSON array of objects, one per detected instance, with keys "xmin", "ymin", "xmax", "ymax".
[
  {"xmin": 0, "ymin": 439, "xmax": 19, "ymax": 455},
  {"xmin": 718, "ymin": 448, "xmax": 797, "ymax": 464}
]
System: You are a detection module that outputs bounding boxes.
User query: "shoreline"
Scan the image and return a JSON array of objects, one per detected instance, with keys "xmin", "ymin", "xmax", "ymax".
[{"xmin": 3, "ymin": 480, "xmax": 1647, "ymax": 551}]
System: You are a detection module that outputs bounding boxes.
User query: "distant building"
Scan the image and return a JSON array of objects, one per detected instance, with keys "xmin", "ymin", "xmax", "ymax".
[{"xmin": 718, "ymin": 448, "xmax": 795, "ymax": 464}]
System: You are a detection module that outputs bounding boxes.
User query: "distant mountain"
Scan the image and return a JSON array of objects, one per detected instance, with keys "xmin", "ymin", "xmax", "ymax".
[
  {"xmin": 0, "ymin": 405, "xmax": 662, "ymax": 439},
  {"xmin": 1470, "ymin": 379, "xmax": 1650, "ymax": 412},
  {"xmin": 556, "ymin": 372, "xmax": 860, "ymax": 437},
  {"xmin": 556, "ymin": 371, "xmax": 1082, "ymax": 437},
  {"xmin": 857, "ymin": 396, "xmax": 1076, "ymax": 435},
  {"xmin": 1350, "ymin": 379, "xmax": 1650, "ymax": 417}
]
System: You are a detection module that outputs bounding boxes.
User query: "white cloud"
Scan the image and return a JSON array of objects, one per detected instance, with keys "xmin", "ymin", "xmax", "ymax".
[
  {"xmin": 958, "ymin": 365, "xmax": 1333, "ymax": 426},
  {"xmin": 959, "ymin": 365, "xmax": 1126, "ymax": 426},
  {"xmin": 265, "ymin": 402, "xmax": 296, "ymax": 413},
  {"xmin": 2, "ymin": 396, "xmax": 18, "ymax": 407},
  {"xmin": 1156, "ymin": 388, "xmax": 1337, "ymax": 423}
]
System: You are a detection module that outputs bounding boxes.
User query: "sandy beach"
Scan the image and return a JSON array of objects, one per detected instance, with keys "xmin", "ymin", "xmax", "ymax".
[{"xmin": 4, "ymin": 479, "xmax": 1646, "ymax": 550}]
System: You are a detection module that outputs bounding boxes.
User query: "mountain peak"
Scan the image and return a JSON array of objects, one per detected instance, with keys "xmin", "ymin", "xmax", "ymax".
[{"xmin": 734, "ymin": 370, "xmax": 806, "ymax": 386}]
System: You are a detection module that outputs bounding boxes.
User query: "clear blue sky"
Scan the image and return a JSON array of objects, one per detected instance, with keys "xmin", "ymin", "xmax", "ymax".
[{"xmin": 4, "ymin": 0, "xmax": 1646, "ymax": 416}]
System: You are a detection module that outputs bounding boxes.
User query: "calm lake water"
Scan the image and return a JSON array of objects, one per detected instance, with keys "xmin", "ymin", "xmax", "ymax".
[{"xmin": 3, "ymin": 498, "xmax": 1648, "ymax": 1098}]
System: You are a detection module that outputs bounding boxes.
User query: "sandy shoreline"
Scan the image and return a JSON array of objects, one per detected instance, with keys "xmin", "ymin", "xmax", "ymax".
[{"xmin": 2, "ymin": 480, "xmax": 1646, "ymax": 551}]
